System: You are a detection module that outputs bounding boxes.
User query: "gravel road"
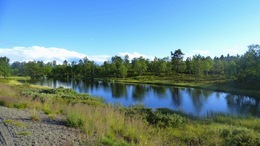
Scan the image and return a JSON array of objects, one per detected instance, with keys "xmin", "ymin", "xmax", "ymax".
[{"xmin": 0, "ymin": 106, "xmax": 87, "ymax": 146}]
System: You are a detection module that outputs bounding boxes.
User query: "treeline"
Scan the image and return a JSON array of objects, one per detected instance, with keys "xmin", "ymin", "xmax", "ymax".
[{"xmin": 1, "ymin": 44, "xmax": 260, "ymax": 85}]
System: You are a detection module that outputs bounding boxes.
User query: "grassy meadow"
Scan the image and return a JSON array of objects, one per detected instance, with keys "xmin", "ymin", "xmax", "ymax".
[{"xmin": 0, "ymin": 78, "xmax": 260, "ymax": 145}]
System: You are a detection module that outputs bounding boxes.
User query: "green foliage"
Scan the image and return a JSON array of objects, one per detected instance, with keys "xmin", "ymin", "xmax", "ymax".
[
  {"xmin": 191, "ymin": 54, "xmax": 204, "ymax": 82},
  {"xmin": 118, "ymin": 63, "xmax": 128, "ymax": 78},
  {"xmin": 13, "ymin": 102, "xmax": 27, "ymax": 109},
  {"xmin": 0, "ymin": 57, "xmax": 11, "ymax": 77},
  {"xmin": 43, "ymin": 103, "xmax": 52, "ymax": 115},
  {"xmin": 0, "ymin": 100, "xmax": 5, "ymax": 106},
  {"xmin": 212, "ymin": 115, "xmax": 260, "ymax": 132},
  {"xmin": 100, "ymin": 135, "xmax": 129, "ymax": 146},
  {"xmin": 125, "ymin": 106, "xmax": 186, "ymax": 127},
  {"xmin": 220, "ymin": 127, "xmax": 260, "ymax": 145},
  {"xmin": 20, "ymin": 87, "xmax": 104, "ymax": 105},
  {"xmin": 148, "ymin": 111, "xmax": 186, "ymax": 127},
  {"xmin": 132, "ymin": 57, "xmax": 148, "ymax": 75},
  {"xmin": 66, "ymin": 111, "xmax": 85, "ymax": 128},
  {"xmin": 171, "ymin": 49, "xmax": 184, "ymax": 73},
  {"xmin": 150, "ymin": 57, "xmax": 170, "ymax": 75}
]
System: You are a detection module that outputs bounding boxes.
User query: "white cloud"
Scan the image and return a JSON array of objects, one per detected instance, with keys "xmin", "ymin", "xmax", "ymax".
[
  {"xmin": 87, "ymin": 55, "xmax": 111, "ymax": 63},
  {"xmin": 0, "ymin": 46, "xmax": 152, "ymax": 64},
  {"xmin": 117, "ymin": 52, "xmax": 153, "ymax": 61},
  {"xmin": 184, "ymin": 45, "xmax": 249, "ymax": 59},
  {"xmin": 224, "ymin": 45, "xmax": 247, "ymax": 56},
  {"xmin": 191, "ymin": 50, "xmax": 209, "ymax": 55},
  {"xmin": 183, "ymin": 50, "xmax": 210, "ymax": 59},
  {"xmin": 0, "ymin": 46, "xmax": 110, "ymax": 64}
]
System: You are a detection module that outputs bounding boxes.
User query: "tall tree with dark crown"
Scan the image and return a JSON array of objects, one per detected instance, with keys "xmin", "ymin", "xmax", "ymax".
[{"xmin": 171, "ymin": 49, "xmax": 184, "ymax": 73}]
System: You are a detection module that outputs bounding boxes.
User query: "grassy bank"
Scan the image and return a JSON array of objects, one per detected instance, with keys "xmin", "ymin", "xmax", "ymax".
[{"xmin": 0, "ymin": 79, "xmax": 260, "ymax": 145}]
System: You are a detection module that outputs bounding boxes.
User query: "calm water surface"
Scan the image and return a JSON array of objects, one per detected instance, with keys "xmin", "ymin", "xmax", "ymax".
[{"xmin": 31, "ymin": 78, "xmax": 260, "ymax": 117}]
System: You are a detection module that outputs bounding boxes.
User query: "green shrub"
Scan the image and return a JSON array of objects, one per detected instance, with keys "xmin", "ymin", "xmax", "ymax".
[
  {"xmin": 221, "ymin": 127, "xmax": 260, "ymax": 146},
  {"xmin": 66, "ymin": 111, "xmax": 85, "ymax": 128},
  {"xmin": 100, "ymin": 134, "xmax": 129, "ymax": 146},
  {"xmin": 43, "ymin": 103, "xmax": 52, "ymax": 115},
  {"xmin": 125, "ymin": 107, "xmax": 186, "ymax": 127},
  {"xmin": 150, "ymin": 112, "xmax": 186, "ymax": 127},
  {"xmin": 20, "ymin": 87, "xmax": 104, "ymax": 105},
  {"xmin": 0, "ymin": 100, "xmax": 6, "ymax": 106},
  {"xmin": 13, "ymin": 102, "xmax": 27, "ymax": 109}
]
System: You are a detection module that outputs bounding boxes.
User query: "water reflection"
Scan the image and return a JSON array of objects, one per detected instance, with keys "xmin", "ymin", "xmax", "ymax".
[
  {"xmin": 170, "ymin": 88, "xmax": 182, "ymax": 107},
  {"xmin": 151, "ymin": 86, "xmax": 167, "ymax": 98},
  {"xmin": 30, "ymin": 78, "xmax": 260, "ymax": 117},
  {"xmin": 132, "ymin": 85, "xmax": 147, "ymax": 101},
  {"xmin": 225, "ymin": 95, "xmax": 260, "ymax": 116},
  {"xmin": 111, "ymin": 83, "xmax": 128, "ymax": 98}
]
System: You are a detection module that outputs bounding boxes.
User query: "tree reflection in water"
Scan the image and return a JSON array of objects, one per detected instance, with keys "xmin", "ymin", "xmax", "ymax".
[
  {"xmin": 110, "ymin": 83, "xmax": 128, "ymax": 99},
  {"xmin": 186, "ymin": 88, "xmax": 212, "ymax": 114},
  {"xmin": 225, "ymin": 94, "xmax": 260, "ymax": 116},
  {"xmin": 151, "ymin": 86, "xmax": 167, "ymax": 98},
  {"xmin": 132, "ymin": 85, "xmax": 147, "ymax": 101},
  {"xmin": 170, "ymin": 87, "xmax": 182, "ymax": 107}
]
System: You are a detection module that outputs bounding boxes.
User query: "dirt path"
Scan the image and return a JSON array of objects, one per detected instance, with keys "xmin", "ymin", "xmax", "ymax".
[{"xmin": 0, "ymin": 106, "xmax": 87, "ymax": 146}]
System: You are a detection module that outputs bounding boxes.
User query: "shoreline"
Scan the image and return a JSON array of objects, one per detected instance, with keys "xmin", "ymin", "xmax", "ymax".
[
  {"xmin": 99, "ymin": 78, "xmax": 260, "ymax": 99},
  {"xmin": 15, "ymin": 75, "xmax": 260, "ymax": 99}
]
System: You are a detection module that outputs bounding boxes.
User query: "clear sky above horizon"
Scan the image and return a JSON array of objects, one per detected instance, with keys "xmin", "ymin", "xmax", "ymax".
[{"xmin": 0, "ymin": 0, "xmax": 260, "ymax": 63}]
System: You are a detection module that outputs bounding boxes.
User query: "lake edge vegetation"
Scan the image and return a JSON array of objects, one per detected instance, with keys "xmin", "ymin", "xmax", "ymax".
[{"xmin": 0, "ymin": 79, "xmax": 260, "ymax": 145}]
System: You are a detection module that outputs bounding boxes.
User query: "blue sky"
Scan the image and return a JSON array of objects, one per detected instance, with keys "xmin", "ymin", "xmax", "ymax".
[{"xmin": 0, "ymin": 0, "xmax": 260, "ymax": 63}]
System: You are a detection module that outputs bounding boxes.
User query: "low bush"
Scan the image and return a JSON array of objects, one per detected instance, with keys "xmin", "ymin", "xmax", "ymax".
[
  {"xmin": 20, "ymin": 87, "xmax": 104, "ymax": 106},
  {"xmin": 221, "ymin": 127, "xmax": 260, "ymax": 145},
  {"xmin": 66, "ymin": 111, "xmax": 85, "ymax": 129},
  {"xmin": 125, "ymin": 107, "xmax": 186, "ymax": 127},
  {"xmin": 13, "ymin": 102, "xmax": 27, "ymax": 109},
  {"xmin": 43, "ymin": 103, "xmax": 52, "ymax": 115}
]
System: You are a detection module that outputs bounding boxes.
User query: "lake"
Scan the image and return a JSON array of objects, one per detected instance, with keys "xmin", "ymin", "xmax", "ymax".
[{"xmin": 30, "ymin": 78, "xmax": 260, "ymax": 117}]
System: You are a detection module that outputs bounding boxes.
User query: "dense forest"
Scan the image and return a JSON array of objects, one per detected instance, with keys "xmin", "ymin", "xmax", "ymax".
[{"xmin": 1, "ymin": 44, "xmax": 260, "ymax": 85}]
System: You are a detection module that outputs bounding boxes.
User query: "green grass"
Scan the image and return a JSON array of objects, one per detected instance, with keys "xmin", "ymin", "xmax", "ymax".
[
  {"xmin": 6, "ymin": 76, "xmax": 31, "ymax": 81},
  {"xmin": 212, "ymin": 115, "xmax": 260, "ymax": 132},
  {"xmin": 43, "ymin": 103, "xmax": 52, "ymax": 115},
  {"xmin": 66, "ymin": 110, "xmax": 85, "ymax": 129}
]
